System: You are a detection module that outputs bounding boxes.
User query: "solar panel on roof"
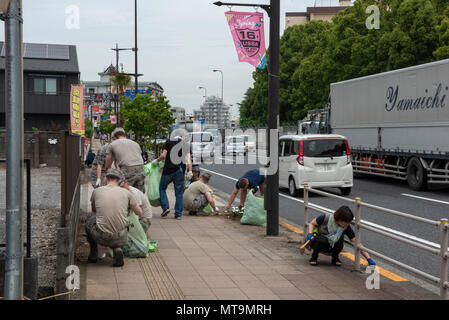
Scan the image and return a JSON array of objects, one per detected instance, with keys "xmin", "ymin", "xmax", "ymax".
[
  {"xmin": 0, "ymin": 43, "xmax": 70, "ymax": 60},
  {"xmin": 24, "ymin": 43, "xmax": 47, "ymax": 59},
  {"xmin": 47, "ymin": 44, "xmax": 70, "ymax": 60}
]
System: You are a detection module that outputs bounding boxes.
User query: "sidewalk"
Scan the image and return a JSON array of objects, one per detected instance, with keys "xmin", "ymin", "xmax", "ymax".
[
  {"xmin": 79, "ymin": 174, "xmax": 439, "ymax": 300},
  {"xmin": 83, "ymin": 137, "xmax": 439, "ymax": 300}
]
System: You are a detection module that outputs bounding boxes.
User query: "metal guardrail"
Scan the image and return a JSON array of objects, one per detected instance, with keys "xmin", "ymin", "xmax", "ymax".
[
  {"xmin": 0, "ymin": 158, "xmax": 32, "ymax": 258},
  {"xmin": 302, "ymin": 185, "xmax": 449, "ymax": 300}
]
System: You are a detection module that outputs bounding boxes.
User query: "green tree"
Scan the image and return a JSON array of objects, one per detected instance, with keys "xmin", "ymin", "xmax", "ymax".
[
  {"xmin": 98, "ymin": 112, "xmax": 117, "ymax": 135},
  {"xmin": 120, "ymin": 94, "xmax": 175, "ymax": 151},
  {"xmin": 111, "ymin": 73, "xmax": 132, "ymax": 125},
  {"xmin": 85, "ymin": 119, "xmax": 94, "ymax": 139}
]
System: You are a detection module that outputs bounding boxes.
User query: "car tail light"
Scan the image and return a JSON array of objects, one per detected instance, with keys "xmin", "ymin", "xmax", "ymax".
[
  {"xmin": 345, "ymin": 140, "xmax": 351, "ymax": 164},
  {"xmin": 297, "ymin": 140, "xmax": 304, "ymax": 166}
]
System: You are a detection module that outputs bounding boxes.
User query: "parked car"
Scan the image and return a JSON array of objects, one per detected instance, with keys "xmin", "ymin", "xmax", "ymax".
[
  {"xmin": 279, "ymin": 134, "xmax": 353, "ymax": 196},
  {"xmin": 237, "ymin": 134, "xmax": 256, "ymax": 152},
  {"xmin": 188, "ymin": 132, "xmax": 215, "ymax": 163},
  {"xmin": 222, "ymin": 136, "xmax": 247, "ymax": 156}
]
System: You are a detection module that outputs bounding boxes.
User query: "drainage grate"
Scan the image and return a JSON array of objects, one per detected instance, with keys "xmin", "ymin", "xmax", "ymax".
[{"xmin": 139, "ymin": 252, "xmax": 184, "ymax": 300}]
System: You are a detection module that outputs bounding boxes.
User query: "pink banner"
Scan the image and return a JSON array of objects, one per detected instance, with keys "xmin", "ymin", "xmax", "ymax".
[
  {"xmin": 225, "ymin": 11, "xmax": 266, "ymax": 69},
  {"xmin": 110, "ymin": 115, "xmax": 117, "ymax": 124}
]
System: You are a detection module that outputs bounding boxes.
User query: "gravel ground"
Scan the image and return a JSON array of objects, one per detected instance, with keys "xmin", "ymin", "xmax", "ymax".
[{"xmin": 0, "ymin": 167, "xmax": 61, "ymax": 289}]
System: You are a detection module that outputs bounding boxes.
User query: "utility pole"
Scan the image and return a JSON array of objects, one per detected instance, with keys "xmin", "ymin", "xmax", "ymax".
[
  {"xmin": 2, "ymin": 0, "xmax": 24, "ymax": 300},
  {"xmin": 213, "ymin": 0, "xmax": 280, "ymax": 236},
  {"xmin": 134, "ymin": 0, "xmax": 138, "ymax": 94},
  {"xmin": 110, "ymin": 44, "xmax": 132, "ymax": 126},
  {"xmin": 266, "ymin": 0, "xmax": 280, "ymax": 236}
]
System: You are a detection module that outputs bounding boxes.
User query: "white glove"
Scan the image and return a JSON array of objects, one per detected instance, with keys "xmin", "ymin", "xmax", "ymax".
[
  {"xmin": 186, "ymin": 171, "xmax": 193, "ymax": 180},
  {"xmin": 152, "ymin": 159, "xmax": 159, "ymax": 165},
  {"xmin": 95, "ymin": 178, "xmax": 101, "ymax": 188}
]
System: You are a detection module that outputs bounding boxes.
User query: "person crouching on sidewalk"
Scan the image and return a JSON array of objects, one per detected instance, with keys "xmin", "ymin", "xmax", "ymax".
[
  {"xmin": 306, "ymin": 206, "xmax": 376, "ymax": 267},
  {"xmin": 183, "ymin": 172, "xmax": 218, "ymax": 216},
  {"xmin": 86, "ymin": 168, "xmax": 143, "ymax": 267}
]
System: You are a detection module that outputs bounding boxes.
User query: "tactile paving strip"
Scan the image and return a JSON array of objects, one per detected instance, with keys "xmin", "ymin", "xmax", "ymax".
[{"xmin": 139, "ymin": 252, "xmax": 185, "ymax": 300}]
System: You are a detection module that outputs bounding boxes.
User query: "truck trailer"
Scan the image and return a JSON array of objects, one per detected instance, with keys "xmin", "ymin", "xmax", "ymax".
[{"xmin": 324, "ymin": 59, "xmax": 449, "ymax": 190}]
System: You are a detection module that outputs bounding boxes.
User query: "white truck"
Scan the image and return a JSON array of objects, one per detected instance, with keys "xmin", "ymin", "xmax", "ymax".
[{"xmin": 317, "ymin": 59, "xmax": 449, "ymax": 190}]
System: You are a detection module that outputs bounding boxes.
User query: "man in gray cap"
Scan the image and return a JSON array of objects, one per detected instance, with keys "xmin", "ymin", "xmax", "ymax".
[
  {"xmin": 87, "ymin": 168, "xmax": 142, "ymax": 267},
  {"xmin": 183, "ymin": 172, "xmax": 218, "ymax": 215},
  {"xmin": 105, "ymin": 127, "xmax": 146, "ymax": 193}
]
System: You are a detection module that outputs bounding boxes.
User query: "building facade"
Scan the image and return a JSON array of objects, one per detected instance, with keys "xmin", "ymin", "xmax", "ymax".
[
  {"xmin": 81, "ymin": 65, "xmax": 165, "ymax": 121},
  {"xmin": 169, "ymin": 107, "xmax": 186, "ymax": 123},
  {"xmin": 0, "ymin": 42, "xmax": 80, "ymax": 130},
  {"xmin": 194, "ymin": 96, "xmax": 230, "ymax": 129},
  {"xmin": 285, "ymin": 0, "xmax": 351, "ymax": 28}
]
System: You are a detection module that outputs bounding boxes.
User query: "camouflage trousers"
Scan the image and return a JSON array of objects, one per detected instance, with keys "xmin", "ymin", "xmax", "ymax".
[
  {"xmin": 85, "ymin": 214, "xmax": 128, "ymax": 249},
  {"xmin": 90, "ymin": 165, "xmax": 106, "ymax": 188},
  {"xmin": 190, "ymin": 194, "xmax": 210, "ymax": 215},
  {"xmin": 121, "ymin": 165, "xmax": 145, "ymax": 193}
]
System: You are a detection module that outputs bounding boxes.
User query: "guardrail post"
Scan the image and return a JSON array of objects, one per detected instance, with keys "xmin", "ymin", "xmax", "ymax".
[
  {"xmin": 439, "ymin": 218, "xmax": 448, "ymax": 300},
  {"xmin": 303, "ymin": 185, "xmax": 309, "ymax": 238},
  {"xmin": 354, "ymin": 197, "xmax": 361, "ymax": 271}
]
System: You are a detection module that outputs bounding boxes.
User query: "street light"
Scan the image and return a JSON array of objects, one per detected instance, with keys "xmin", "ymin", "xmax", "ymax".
[
  {"xmin": 198, "ymin": 86, "xmax": 207, "ymax": 101},
  {"xmin": 213, "ymin": 69, "xmax": 223, "ymax": 102},
  {"xmin": 213, "ymin": 1, "xmax": 280, "ymax": 236}
]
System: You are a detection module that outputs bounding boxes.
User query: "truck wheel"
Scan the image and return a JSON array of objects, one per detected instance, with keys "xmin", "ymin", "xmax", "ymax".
[
  {"xmin": 339, "ymin": 187, "xmax": 351, "ymax": 196},
  {"xmin": 407, "ymin": 158, "xmax": 428, "ymax": 191},
  {"xmin": 289, "ymin": 177, "xmax": 300, "ymax": 197}
]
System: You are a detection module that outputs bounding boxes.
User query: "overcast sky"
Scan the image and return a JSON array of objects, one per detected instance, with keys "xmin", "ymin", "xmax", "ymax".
[{"xmin": 0, "ymin": 0, "xmax": 342, "ymax": 118}]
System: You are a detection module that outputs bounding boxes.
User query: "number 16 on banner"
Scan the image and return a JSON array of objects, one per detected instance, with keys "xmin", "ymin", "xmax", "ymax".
[{"xmin": 225, "ymin": 11, "xmax": 267, "ymax": 69}]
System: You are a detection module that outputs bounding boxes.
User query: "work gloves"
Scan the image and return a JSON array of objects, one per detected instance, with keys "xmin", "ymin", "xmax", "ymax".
[
  {"xmin": 367, "ymin": 259, "xmax": 376, "ymax": 266},
  {"xmin": 186, "ymin": 171, "xmax": 193, "ymax": 180},
  {"xmin": 305, "ymin": 233, "xmax": 314, "ymax": 243},
  {"xmin": 95, "ymin": 178, "xmax": 101, "ymax": 188}
]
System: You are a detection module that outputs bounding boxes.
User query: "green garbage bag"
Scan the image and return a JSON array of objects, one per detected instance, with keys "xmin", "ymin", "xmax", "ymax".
[
  {"xmin": 240, "ymin": 190, "xmax": 266, "ymax": 227},
  {"xmin": 148, "ymin": 241, "xmax": 158, "ymax": 252},
  {"xmin": 122, "ymin": 212, "xmax": 149, "ymax": 258},
  {"xmin": 144, "ymin": 161, "xmax": 164, "ymax": 207},
  {"xmin": 202, "ymin": 204, "xmax": 214, "ymax": 214}
]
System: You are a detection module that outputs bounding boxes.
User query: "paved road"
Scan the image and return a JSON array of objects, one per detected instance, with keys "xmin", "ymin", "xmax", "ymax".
[{"xmin": 200, "ymin": 151, "xmax": 449, "ymax": 284}]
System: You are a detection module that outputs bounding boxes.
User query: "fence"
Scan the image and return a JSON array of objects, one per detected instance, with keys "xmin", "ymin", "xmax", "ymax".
[
  {"xmin": 0, "ymin": 131, "xmax": 67, "ymax": 168},
  {"xmin": 302, "ymin": 185, "xmax": 449, "ymax": 300},
  {"xmin": 55, "ymin": 132, "xmax": 83, "ymax": 299}
]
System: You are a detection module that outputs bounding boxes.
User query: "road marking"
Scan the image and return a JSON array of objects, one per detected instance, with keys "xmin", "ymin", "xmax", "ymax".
[
  {"xmin": 401, "ymin": 193, "xmax": 449, "ymax": 205},
  {"xmin": 279, "ymin": 221, "xmax": 304, "ymax": 235},
  {"xmin": 339, "ymin": 252, "xmax": 409, "ymax": 282},
  {"xmin": 203, "ymin": 167, "xmax": 410, "ymax": 284}
]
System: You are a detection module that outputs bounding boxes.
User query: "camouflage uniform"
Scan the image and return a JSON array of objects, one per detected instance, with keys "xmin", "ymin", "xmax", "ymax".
[
  {"xmin": 90, "ymin": 143, "xmax": 109, "ymax": 188},
  {"xmin": 190, "ymin": 194, "xmax": 210, "ymax": 216},
  {"xmin": 120, "ymin": 166, "xmax": 146, "ymax": 193},
  {"xmin": 85, "ymin": 213, "xmax": 128, "ymax": 249}
]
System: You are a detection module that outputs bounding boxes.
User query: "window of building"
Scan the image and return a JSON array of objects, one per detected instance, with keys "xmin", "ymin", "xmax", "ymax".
[{"xmin": 33, "ymin": 78, "xmax": 57, "ymax": 95}]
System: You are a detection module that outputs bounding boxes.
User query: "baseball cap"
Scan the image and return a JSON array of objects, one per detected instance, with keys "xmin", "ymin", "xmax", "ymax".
[
  {"xmin": 106, "ymin": 168, "xmax": 124, "ymax": 180},
  {"xmin": 201, "ymin": 172, "xmax": 212, "ymax": 181},
  {"xmin": 111, "ymin": 127, "xmax": 125, "ymax": 138}
]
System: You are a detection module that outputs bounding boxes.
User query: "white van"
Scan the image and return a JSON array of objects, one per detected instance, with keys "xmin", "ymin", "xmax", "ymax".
[
  {"xmin": 188, "ymin": 132, "xmax": 215, "ymax": 162},
  {"xmin": 279, "ymin": 134, "xmax": 353, "ymax": 196}
]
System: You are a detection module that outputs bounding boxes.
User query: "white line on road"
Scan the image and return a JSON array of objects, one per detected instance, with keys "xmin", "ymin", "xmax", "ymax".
[{"xmin": 401, "ymin": 193, "xmax": 449, "ymax": 205}]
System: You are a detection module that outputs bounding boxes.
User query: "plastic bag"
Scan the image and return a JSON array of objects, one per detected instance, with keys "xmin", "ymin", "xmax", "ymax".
[
  {"xmin": 122, "ymin": 212, "xmax": 150, "ymax": 258},
  {"xmin": 148, "ymin": 241, "xmax": 158, "ymax": 252},
  {"xmin": 144, "ymin": 161, "xmax": 164, "ymax": 207},
  {"xmin": 240, "ymin": 190, "xmax": 266, "ymax": 227},
  {"xmin": 202, "ymin": 204, "xmax": 214, "ymax": 213}
]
